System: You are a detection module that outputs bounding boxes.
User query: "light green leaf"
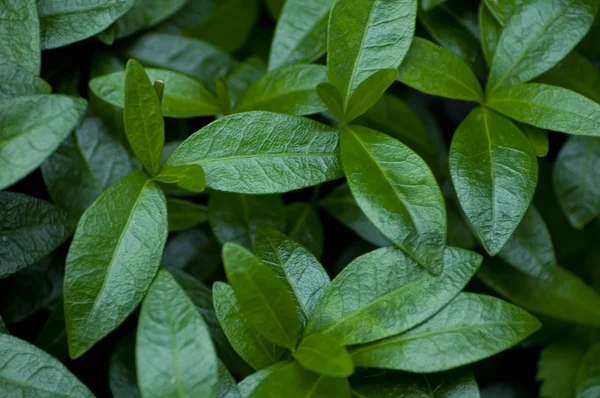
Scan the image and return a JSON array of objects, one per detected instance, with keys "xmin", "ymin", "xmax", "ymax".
[
  {"xmin": 213, "ymin": 282, "xmax": 285, "ymax": 370},
  {"xmin": 488, "ymin": 83, "xmax": 600, "ymax": 137},
  {"xmin": 107, "ymin": 0, "xmax": 186, "ymax": 40},
  {"xmin": 253, "ymin": 224, "xmax": 330, "ymax": 324},
  {"xmin": 89, "ymin": 68, "xmax": 221, "ymax": 118},
  {"xmin": 520, "ymin": 124, "xmax": 549, "ymax": 158},
  {"xmin": 268, "ymin": 0, "xmax": 334, "ymax": 71},
  {"xmin": 537, "ymin": 343, "xmax": 585, "ymax": 398},
  {"xmin": 42, "ymin": 116, "xmax": 136, "ymax": 221},
  {"xmin": 167, "ymin": 198, "xmax": 208, "ymax": 232},
  {"xmin": 0, "ymin": 193, "xmax": 70, "ymax": 279},
  {"xmin": 36, "ymin": 0, "xmax": 134, "ymax": 49},
  {"xmin": 554, "ymin": 136, "xmax": 600, "ymax": 229},
  {"xmin": 340, "ymin": 125, "xmax": 446, "ymax": 273},
  {"xmin": 0, "ymin": 61, "xmax": 51, "ymax": 98},
  {"xmin": 351, "ymin": 293, "xmax": 541, "ymax": 372},
  {"xmin": 154, "ymin": 164, "xmax": 206, "ymax": 193},
  {"xmin": 109, "ymin": 333, "xmax": 139, "ymax": 398},
  {"xmin": 64, "ymin": 171, "xmax": 168, "ymax": 358},
  {"xmin": 0, "ymin": 334, "xmax": 93, "ymax": 397},
  {"xmin": 250, "ymin": 362, "xmax": 350, "ymax": 398},
  {"xmin": 397, "ymin": 37, "xmax": 483, "ymax": 103},
  {"xmin": 487, "ymin": 0, "xmax": 599, "ymax": 93},
  {"xmin": 306, "ymin": 246, "xmax": 481, "ymax": 345},
  {"xmin": 577, "ymin": 343, "xmax": 600, "ymax": 397},
  {"xmin": 449, "ymin": 107, "xmax": 538, "ymax": 255},
  {"xmin": 137, "ymin": 269, "xmax": 217, "ymax": 398},
  {"xmin": 234, "ymin": 64, "xmax": 327, "ymax": 115},
  {"xmin": 478, "ymin": 259, "xmax": 600, "ymax": 327},
  {"xmin": 293, "ymin": 333, "xmax": 354, "ymax": 377},
  {"xmin": 217, "ymin": 360, "xmax": 241, "ymax": 398},
  {"xmin": 343, "ymin": 68, "xmax": 398, "ymax": 123},
  {"xmin": 286, "ymin": 202, "xmax": 324, "ymax": 259},
  {"xmin": 162, "ymin": 112, "xmax": 343, "ymax": 194},
  {"xmin": 0, "ymin": 94, "xmax": 87, "ymax": 190},
  {"xmin": 0, "ymin": 0, "xmax": 40, "ymax": 74},
  {"xmin": 327, "ymin": 0, "xmax": 417, "ymax": 112}
]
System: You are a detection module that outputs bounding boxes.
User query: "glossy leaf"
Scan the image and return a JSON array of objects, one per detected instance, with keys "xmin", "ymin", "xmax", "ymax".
[
  {"xmin": 577, "ymin": 343, "xmax": 600, "ymax": 397},
  {"xmin": 137, "ymin": 269, "xmax": 218, "ymax": 398},
  {"xmin": 351, "ymin": 293, "xmax": 541, "ymax": 372},
  {"xmin": 343, "ymin": 68, "xmax": 398, "ymax": 123},
  {"xmin": 449, "ymin": 107, "xmax": 538, "ymax": 255},
  {"xmin": 340, "ymin": 125, "xmax": 446, "ymax": 273},
  {"xmin": 162, "ymin": 112, "xmax": 343, "ymax": 194},
  {"xmin": 64, "ymin": 171, "xmax": 168, "ymax": 358},
  {"xmin": 0, "ymin": 94, "xmax": 87, "ymax": 190},
  {"xmin": 305, "ymin": 246, "xmax": 482, "ymax": 345},
  {"xmin": 293, "ymin": 333, "xmax": 354, "ymax": 377},
  {"xmin": 286, "ymin": 202, "xmax": 324, "ymax": 259},
  {"xmin": 0, "ymin": 0, "xmax": 40, "ymax": 74},
  {"xmin": 537, "ymin": 343, "xmax": 585, "ymax": 398},
  {"xmin": 167, "ymin": 198, "xmax": 208, "ymax": 232}
]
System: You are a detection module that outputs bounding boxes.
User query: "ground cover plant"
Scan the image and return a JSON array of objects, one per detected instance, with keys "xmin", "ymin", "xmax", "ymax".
[{"xmin": 1, "ymin": 0, "xmax": 600, "ymax": 396}]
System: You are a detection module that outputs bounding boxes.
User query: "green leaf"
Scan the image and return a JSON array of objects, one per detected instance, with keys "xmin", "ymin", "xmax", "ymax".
[
  {"xmin": 293, "ymin": 333, "xmax": 354, "ymax": 377},
  {"xmin": 397, "ymin": 37, "xmax": 483, "ymax": 103},
  {"xmin": 487, "ymin": 0, "xmax": 599, "ymax": 94},
  {"xmin": 89, "ymin": 68, "xmax": 221, "ymax": 118},
  {"xmin": 107, "ymin": 0, "xmax": 186, "ymax": 40},
  {"xmin": 109, "ymin": 333, "xmax": 139, "ymax": 398},
  {"xmin": 36, "ymin": 0, "xmax": 134, "ymax": 49},
  {"xmin": 340, "ymin": 125, "xmax": 446, "ymax": 273},
  {"xmin": 162, "ymin": 112, "xmax": 343, "ymax": 194},
  {"xmin": 446, "ymin": 201, "xmax": 477, "ymax": 250},
  {"xmin": 213, "ymin": 282, "xmax": 285, "ymax": 370},
  {"xmin": 162, "ymin": 228, "xmax": 222, "ymax": 281},
  {"xmin": 479, "ymin": 1, "xmax": 502, "ymax": 66},
  {"xmin": 217, "ymin": 360, "xmax": 241, "ymax": 398},
  {"xmin": 578, "ymin": 11, "xmax": 600, "ymax": 59},
  {"xmin": 234, "ymin": 64, "xmax": 327, "ymax": 115},
  {"xmin": 421, "ymin": 0, "xmax": 448, "ymax": 11},
  {"xmin": 124, "ymin": 60, "xmax": 164, "ymax": 176},
  {"xmin": 537, "ymin": 343, "xmax": 585, "ymax": 398},
  {"xmin": 34, "ymin": 298, "xmax": 69, "ymax": 359},
  {"xmin": 478, "ymin": 259, "xmax": 600, "ymax": 327},
  {"xmin": 327, "ymin": 0, "xmax": 417, "ymax": 113},
  {"xmin": 0, "ymin": 61, "xmax": 51, "ymax": 99},
  {"xmin": 154, "ymin": 164, "xmax": 207, "ymax": 193},
  {"xmin": 137, "ymin": 269, "xmax": 218, "ymax": 398},
  {"xmin": 316, "ymin": 82, "xmax": 345, "ymax": 121},
  {"xmin": 577, "ymin": 343, "xmax": 600, "ymax": 397},
  {"xmin": 125, "ymin": 33, "xmax": 235, "ymax": 85},
  {"xmin": 488, "ymin": 83, "xmax": 600, "ymax": 137},
  {"xmin": 223, "ymin": 243, "xmax": 301, "ymax": 349},
  {"xmin": 209, "ymin": 192, "xmax": 286, "ymax": 248},
  {"xmin": 238, "ymin": 365, "xmax": 284, "ymax": 398},
  {"xmin": 0, "ymin": 0, "xmax": 40, "ymax": 74},
  {"xmin": 42, "ymin": 116, "xmax": 136, "ymax": 221},
  {"xmin": 449, "ymin": 107, "xmax": 538, "ymax": 255},
  {"xmin": 0, "ymin": 334, "xmax": 93, "ymax": 397},
  {"xmin": 250, "ymin": 362, "xmax": 351, "ymax": 398},
  {"xmin": 268, "ymin": 0, "xmax": 334, "ymax": 71},
  {"xmin": 343, "ymin": 68, "xmax": 398, "ymax": 123},
  {"xmin": 64, "ymin": 171, "xmax": 168, "ymax": 358},
  {"xmin": 286, "ymin": 202, "xmax": 324, "ymax": 259},
  {"xmin": 319, "ymin": 183, "xmax": 391, "ymax": 247},
  {"xmin": 253, "ymin": 224, "xmax": 330, "ymax": 324},
  {"xmin": 483, "ymin": 0, "xmax": 519, "ymax": 24},
  {"xmin": 305, "ymin": 246, "xmax": 481, "ymax": 345},
  {"xmin": 520, "ymin": 124, "xmax": 549, "ymax": 158},
  {"xmin": 0, "ymin": 193, "xmax": 70, "ymax": 278},
  {"xmin": 167, "ymin": 198, "xmax": 208, "ymax": 232},
  {"xmin": 0, "ymin": 94, "xmax": 87, "ymax": 190},
  {"xmin": 228, "ymin": 56, "xmax": 267, "ymax": 106},
  {"xmin": 350, "ymin": 293, "xmax": 541, "ymax": 372},
  {"xmin": 0, "ymin": 317, "xmax": 6, "ymax": 334}
]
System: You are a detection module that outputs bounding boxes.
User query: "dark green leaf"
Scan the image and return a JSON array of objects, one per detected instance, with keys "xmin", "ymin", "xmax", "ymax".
[
  {"xmin": 109, "ymin": 333, "xmax": 139, "ymax": 398},
  {"xmin": 293, "ymin": 333, "xmax": 354, "ymax": 377},
  {"xmin": 537, "ymin": 343, "xmax": 584, "ymax": 398},
  {"xmin": 316, "ymin": 82, "xmax": 345, "ymax": 122},
  {"xmin": 167, "ymin": 198, "xmax": 208, "ymax": 232},
  {"xmin": 64, "ymin": 171, "xmax": 168, "ymax": 358},
  {"xmin": 217, "ymin": 360, "xmax": 241, "ymax": 398},
  {"xmin": 577, "ymin": 343, "xmax": 600, "ymax": 397},
  {"xmin": 286, "ymin": 202, "xmax": 324, "ymax": 259},
  {"xmin": 161, "ymin": 228, "xmax": 222, "ymax": 281},
  {"xmin": 107, "ymin": 0, "xmax": 186, "ymax": 40},
  {"xmin": 228, "ymin": 56, "xmax": 267, "ymax": 106},
  {"xmin": 0, "ymin": 0, "xmax": 40, "ymax": 74},
  {"xmin": 343, "ymin": 68, "xmax": 398, "ymax": 123},
  {"xmin": 446, "ymin": 201, "xmax": 477, "ymax": 250},
  {"xmin": 0, "ymin": 62, "xmax": 51, "ymax": 98},
  {"xmin": 520, "ymin": 124, "xmax": 549, "ymax": 158},
  {"xmin": 421, "ymin": 0, "xmax": 448, "ymax": 11},
  {"xmin": 0, "ymin": 317, "xmax": 6, "ymax": 333},
  {"xmin": 479, "ymin": 1, "xmax": 502, "ymax": 66}
]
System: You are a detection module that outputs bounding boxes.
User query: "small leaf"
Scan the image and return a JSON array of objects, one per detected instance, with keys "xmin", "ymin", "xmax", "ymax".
[
  {"xmin": 577, "ymin": 343, "xmax": 600, "ymax": 397},
  {"xmin": 537, "ymin": 343, "xmax": 585, "ymax": 398},
  {"xmin": 351, "ymin": 293, "xmax": 541, "ymax": 372},
  {"xmin": 344, "ymin": 68, "xmax": 398, "ymax": 123},
  {"xmin": 316, "ymin": 82, "xmax": 345, "ymax": 121},
  {"xmin": 167, "ymin": 198, "xmax": 208, "ymax": 232},
  {"xmin": 285, "ymin": 202, "xmax": 324, "ymax": 259},
  {"xmin": 223, "ymin": 243, "xmax": 301, "ymax": 349},
  {"xmin": 520, "ymin": 124, "xmax": 549, "ymax": 158},
  {"xmin": 293, "ymin": 333, "xmax": 354, "ymax": 377},
  {"xmin": 155, "ymin": 164, "xmax": 206, "ymax": 193},
  {"xmin": 0, "ymin": 0, "xmax": 40, "ymax": 74},
  {"xmin": 109, "ymin": 333, "xmax": 139, "ymax": 398}
]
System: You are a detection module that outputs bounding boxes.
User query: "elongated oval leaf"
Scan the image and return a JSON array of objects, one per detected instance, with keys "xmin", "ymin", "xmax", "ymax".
[
  {"xmin": 479, "ymin": 1, "xmax": 502, "ymax": 66},
  {"xmin": 285, "ymin": 202, "xmax": 324, "ymax": 259},
  {"xmin": 64, "ymin": 171, "xmax": 168, "ymax": 358},
  {"xmin": 137, "ymin": 269, "xmax": 218, "ymax": 398},
  {"xmin": 305, "ymin": 246, "xmax": 482, "ymax": 345},
  {"xmin": 0, "ymin": 334, "xmax": 93, "ymax": 397},
  {"xmin": 292, "ymin": 333, "xmax": 354, "ymax": 377},
  {"xmin": 343, "ymin": 68, "xmax": 398, "ymax": 123},
  {"xmin": 577, "ymin": 343, "xmax": 600, "ymax": 397},
  {"xmin": 162, "ymin": 112, "xmax": 343, "ymax": 194},
  {"xmin": 351, "ymin": 293, "xmax": 541, "ymax": 372},
  {"xmin": 0, "ymin": 192, "xmax": 70, "ymax": 278},
  {"xmin": 0, "ymin": 0, "xmax": 40, "ymax": 74},
  {"xmin": 0, "ymin": 94, "xmax": 87, "ymax": 190},
  {"xmin": 340, "ymin": 125, "xmax": 446, "ymax": 273},
  {"xmin": 449, "ymin": 107, "xmax": 538, "ymax": 255}
]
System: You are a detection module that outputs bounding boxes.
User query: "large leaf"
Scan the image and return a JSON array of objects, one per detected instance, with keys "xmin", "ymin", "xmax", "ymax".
[
  {"xmin": 305, "ymin": 246, "xmax": 482, "ymax": 345},
  {"xmin": 449, "ymin": 107, "xmax": 538, "ymax": 255},
  {"xmin": 293, "ymin": 333, "xmax": 354, "ymax": 377},
  {"xmin": 0, "ymin": 0, "xmax": 40, "ymax": 74},
  {"xmin": 537, "ymin": 343, "xmax": 585, "ymax": 398},
  {"xmin": 0, "ymin": 94, "xmax": 87, "ymax": 190},
  {"xmin": 89, "ymin": 68, "xmax": 221, "ymax": 118},
  {"xmin": 478, "ymin": 259, "xmax": 600, "ymax": 326},
  {"xmin": 285, "ymin": 202, "xmax": 324, "ymax": 259},
  {"xmin": 162, "ymin": 112, "xmax": 343, "ymax": 194},
  {"xmin": 340, "ymin": 125, "xmax": 446, "ymax": 273},
  {"xmin": 137, "ymin": 269, "xmax": 218, "ymax": 398},
  {"xmin": 64, "ymin": 171, "xmax": 168, "ymax": 358},
  {"xmin": 0, "ymin": 193, "xmax": 70, "ymax": 278},
  {"xmin": 36, "ymin": 0, "xmax": 134, "ymax": 49},
  {"xmin": 397, "ymin": 37, "xmax": 483, "ymax": 103},
  {"xmin": 351, "ymin": 293, "xmax": 541, "ymax": 372},
  {"xmin": 487, "ymin": 0, "xmax": 599, "ymax": 93},
  {"xmin": 234, "ymin": 64, "xmax": 327, "ymax": 115},
  {"xmin": 42, "ymin": 116, "xmax": 136, "ymax": 221},
  {"xmin": 268, "ymin": 0, "xmax": 334, "ymax": 71},
  {"xmin": 0, "ymin": 334, "xmax": 93, "ymax": 397},
  {"xmin": 577, "ymin": 343, "xmax": 600, "ymax": 397}
]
